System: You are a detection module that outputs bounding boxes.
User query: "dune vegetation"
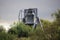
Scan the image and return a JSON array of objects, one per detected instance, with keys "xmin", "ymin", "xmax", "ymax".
[{"xmin": 0, "ymin": 10, "xmax": 60, "ymax": 40}]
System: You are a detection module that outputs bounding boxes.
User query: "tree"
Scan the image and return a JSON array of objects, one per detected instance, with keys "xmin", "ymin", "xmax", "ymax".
[
  {"xmin": 51, "ymin": 9, "xmax": 60, "ymax": 40},
  {"xmin": 52, "ymin": 9, "xmax": 60, "ymax": 26}
]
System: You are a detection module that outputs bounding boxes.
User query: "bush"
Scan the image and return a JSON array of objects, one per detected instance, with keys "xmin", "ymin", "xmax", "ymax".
[
  {"xmin": 0, "ymin": 30, "xmax": 16, "ymax": 40},
  {"xmin": 8, "ymin": 23, "xmax": 32, "ymax": 37}
]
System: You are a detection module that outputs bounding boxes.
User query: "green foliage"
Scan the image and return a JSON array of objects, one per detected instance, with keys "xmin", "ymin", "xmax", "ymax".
[
  {"xmin": 40, "ymin": 19, "xmax": 52, "ymax": 29},
  {"xmin": 52, "ymin": 9, "xmax": 60, "ymax": 20},
  {"xmin": 51, "ymin": 9, "xmax": 60, "ymax": 40},
  {"xmin": 0, "ymin": 25, "xmax": 16, "ymax": 40},
  {"xmin": 29, "ymin": 27, "xmax": 47, "ymax": 40},
  {"xmin": 52, "ymin": 9, "xmax": 60, "ymax": 26},
  {"xmin": 8, "ymin": 22, "xmax": 32, "ymax": 37},
  {"xmin": 0, "ymin": 32, "xmax": 16, "ymax": 40}
]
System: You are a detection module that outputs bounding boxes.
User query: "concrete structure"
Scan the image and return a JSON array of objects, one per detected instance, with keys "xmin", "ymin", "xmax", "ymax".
[
  {"xmin": 19, "ymin": 8, "xmax": 43, "ymax": 29},
  {"xmin": 23, "ymin": 8, "xmax": 39, "ymax": 25}
]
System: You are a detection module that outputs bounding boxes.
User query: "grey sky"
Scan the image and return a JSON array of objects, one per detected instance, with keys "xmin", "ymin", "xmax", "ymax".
[{"xmin": 0, "ymin": 0, "xmax": 60, "ymax": 23}]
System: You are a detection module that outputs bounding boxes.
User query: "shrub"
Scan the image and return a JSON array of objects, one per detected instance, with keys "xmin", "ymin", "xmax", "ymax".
[{"xmin": 8, "ymin": 23, "xmax": 32, "ymax": 37}]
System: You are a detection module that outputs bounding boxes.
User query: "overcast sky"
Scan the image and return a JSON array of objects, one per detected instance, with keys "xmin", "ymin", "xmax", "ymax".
[{"xmin": 0, "ymin": 0, "xmax": 60, "ymax": 24}]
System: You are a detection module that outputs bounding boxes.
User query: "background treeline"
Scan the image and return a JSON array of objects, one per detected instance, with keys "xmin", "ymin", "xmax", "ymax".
[{"xmin": 0, "ymin": 9, "xmax": 60, "ymax": 40}]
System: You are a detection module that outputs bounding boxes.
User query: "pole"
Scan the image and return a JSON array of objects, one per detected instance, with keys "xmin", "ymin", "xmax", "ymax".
[{"xmin": 18, "ymin": 10, "xmax": 22, "ymax": 22}]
